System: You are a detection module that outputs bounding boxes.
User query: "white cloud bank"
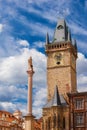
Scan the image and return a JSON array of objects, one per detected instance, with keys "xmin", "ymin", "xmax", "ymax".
[
  {"xmin": 77, "ymin": 53, "xmax": 87, "ymax": 92},
  {"xmin": 0, "ymin": 46, "xmax": 46, "ymax": 117},
  {"xmin": 18, "ymin": 40, "xmax": 29, "ymax": 47},
  {"xmin": 0, "ymin": 24, "xmax": 4, "ymax": 33}
]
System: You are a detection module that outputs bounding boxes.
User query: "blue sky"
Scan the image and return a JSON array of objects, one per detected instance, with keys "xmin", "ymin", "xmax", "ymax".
[{"xmin": 0, "ymin": 0, "xmax": 87, "ymax": 118}]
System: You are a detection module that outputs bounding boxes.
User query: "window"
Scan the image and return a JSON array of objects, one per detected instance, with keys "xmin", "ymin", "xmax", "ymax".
[
  {"xmin": 57, "ymin": 114, "xmax": 60, "ymax": 128},
  {"xmin": 63, "ymin": 117, "xmax": 65, "ymax": 129},
  {"xmin": 74, "ymin": 98, "xmax": 84, "ymax": 109},
  {"xmin": 45, "ymin": 120, "xmax": 47, "ymax": 130},
  {"xmin": 57, "ymin": 25, "xmax": 64, "ymax": 30},
  {"xmin": 53, "ymin": 114, "xmax": 56, "ymax": 128},
  {"xmin": 48, "ymin": 118, "xmax": 50, "ymax": 130},
  {"xmin": 75, "ymin": 113, "xmax": 84, "ymax": 126}
]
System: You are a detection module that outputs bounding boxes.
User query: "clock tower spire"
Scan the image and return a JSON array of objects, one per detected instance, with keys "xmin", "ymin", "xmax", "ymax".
[{"xmin": 45, "ymin": 19, "xmax": 77, "ymax": 101}]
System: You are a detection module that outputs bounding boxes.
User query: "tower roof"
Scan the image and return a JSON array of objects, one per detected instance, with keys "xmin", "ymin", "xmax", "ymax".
[
  {"xmin": 52, "ymin": 85, "xmax": 61, "ymax": 106},
  {"xmin": 43, "ymin": 85, "xmax": 68, "ymax": 108},
  {"xmin": 53, "ymin": 19, "xmax": 71, "ymax": 43},
  {"xmin": 46, "ymin": 32, "xmax": 49, "ymax": 44}
]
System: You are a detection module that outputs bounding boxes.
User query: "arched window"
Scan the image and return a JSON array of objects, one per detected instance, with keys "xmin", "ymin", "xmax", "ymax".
[
  {"xmin": 57, "ymin": 25, "xmax": 64, "ymax": 30},
  {"xmin": 48, "ymin": 118, "xmax": 50, "ymax": 130},
  {"xmin": 63, "ymin": 117, "xmax": 65, "ymax": 129}
]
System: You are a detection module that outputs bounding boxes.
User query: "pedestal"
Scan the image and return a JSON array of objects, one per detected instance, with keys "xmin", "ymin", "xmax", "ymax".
[{"xmin": 25, "ymin": 114, "xmax": 35, "ymax": 130}]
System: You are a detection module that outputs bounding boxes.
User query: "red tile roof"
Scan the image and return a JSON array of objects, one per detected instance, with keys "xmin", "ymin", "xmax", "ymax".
[{"xmin": 34, "ymin": 117, "xmax": 42, "ymax": 130}]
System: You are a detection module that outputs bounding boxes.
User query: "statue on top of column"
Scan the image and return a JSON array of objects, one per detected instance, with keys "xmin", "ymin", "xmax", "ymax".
[{"xmin": 28, "ymin": 56, "xmax": 33, "ymax": 70}]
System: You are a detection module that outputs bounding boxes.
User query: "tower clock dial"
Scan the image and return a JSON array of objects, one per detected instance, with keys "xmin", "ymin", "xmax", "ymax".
[{"xmin": 54, "ymin": 52, "xmax": 62, "ymax": 65}]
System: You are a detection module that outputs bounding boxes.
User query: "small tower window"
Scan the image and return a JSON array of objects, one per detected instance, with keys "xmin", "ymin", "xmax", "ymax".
[
  {"xmin": 75, "ymin": 113, "xmax": 84, "ymax": 126},
  {"xmin": 63, "ymin": 117, "xmax": 65, "ymax": 129},
  {"xmin": 57, "ymin": 25, "xmax": 64, "ymax": 30},
  {"xmin": 57, "ymin": 114, "xmax": 60, "ymax": 128},
  {"xmin": 74, "ymin": 98, "xmax": 84, "ymax": 109},
  {"xmin": 53, "ymin": 114, "xmax": 56, "ymax": 128},
  {"xmin": 48, "ymin": 118, "xmax": 51, "ymax": 130}
]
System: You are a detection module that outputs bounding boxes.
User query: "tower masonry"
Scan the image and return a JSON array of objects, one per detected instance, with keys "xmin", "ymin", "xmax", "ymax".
[
  {"xmin": 45, "ymin": 19, "xmax": 77, "ymax": 101},
  {"xmin": 42, "ymin": 18, "xmax": 87, "ymax": 130}
]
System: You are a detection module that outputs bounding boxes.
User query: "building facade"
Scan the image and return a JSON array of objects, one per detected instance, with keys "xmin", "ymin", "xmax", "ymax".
[
  {"xmin": 0, "ymin": 110, "xmax": 24, "ymax": 130},
  {"xmin": 42, "ymin": 19, "xmax": 87, "ymax": 130},
  {"xmin": 68, "ymin": 92, "xmax": 87, "ymax": 130}
]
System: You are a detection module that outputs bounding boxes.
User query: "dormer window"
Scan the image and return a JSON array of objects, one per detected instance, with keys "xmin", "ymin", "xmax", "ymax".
[{"xmin": 57, "ymin": 25, "xmax": 64, "ymax": 30}]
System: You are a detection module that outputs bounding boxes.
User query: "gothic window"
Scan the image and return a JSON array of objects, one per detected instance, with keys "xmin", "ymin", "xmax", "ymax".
[
  {"xmin": 74, "ymin": 98, "xmax": 84, "ymax": 109},
  {"xmin": 48, "ymin": 118, "xmax": 50, "ymax": 130},
  {"xmin": 57, "ymin": 25, "xmax": 64, "ymax": 30},
  {"xmin": 63, "ymin": 117, "xmax": 65, "ymax": 129},
  {"xmin": 57, "ymin": 114, "xmax": 60, "ymax": 128},
  {"xmin": 53, "ymin": 114, "xmax": 56, "ymax": 128},
  {"xmin": 45, "ymin": 120, "xmax": 47, "ymax": 130},
  {"xmin": 75, "ymin": 113, "xmax": 84, "ymax": 126}
]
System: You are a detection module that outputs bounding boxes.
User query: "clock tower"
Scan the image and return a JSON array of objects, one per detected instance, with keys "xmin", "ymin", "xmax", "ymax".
[{"xmin": 45, "ymin": 19, "xmax": 77, "ymax": 101}]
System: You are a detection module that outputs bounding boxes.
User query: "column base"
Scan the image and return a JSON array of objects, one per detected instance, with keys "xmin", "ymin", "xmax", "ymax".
[{"xmin": 24, "ymin": 114, "xmax": 35, "ymax": 130}]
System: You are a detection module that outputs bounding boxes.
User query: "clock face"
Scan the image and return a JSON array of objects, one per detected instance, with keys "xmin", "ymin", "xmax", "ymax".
[{"xmin": 54, "ymin": 53, "xmax": 62, "ymax": 65}]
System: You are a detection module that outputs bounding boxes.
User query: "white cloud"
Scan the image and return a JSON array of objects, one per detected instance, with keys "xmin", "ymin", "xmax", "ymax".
[
  {"xmin": 0, "ymin": 101, "xmax": 27, "ymax": 116},
  {"xmin": 33, "ymin": 88, "xmax": 47, "ymax": 106},
  {"xmin": 33, "ymin": 41, "xmax": 45, "ymax": 48},
  {"xmin": 77, "ymin": 53, "xmax": 87, "ymax": 75},
  {"xmin": 0, "ymin": 102, "xmax": 16, "ymax": 111},
  {"xmin": 0, "ymin": 35, "xmax": 20, "ymax": 57},
  {"xmin": 0, "ymin": 47, "xmax": 46, "ymax": 117},
  {"xmin": 78, "ymin": 75, "xmax": 87, "ymax": 85},
  {"xmin": 0, "ymin": 48, "xmax": 46, "ymax": 85},
  {"xmin": 77, "ymin": 52, "xmax": 87, "ymax": 92},
  {"xmin": 18, "ymin": 40, "xmax": 29, "ymax": 47},
  {"xmin": 33, "ymin": 108, "xmax": 42, "ymax": 118},
  {"xmin": 0, "ymin": 85, "xmax": 27, "ymax": 101},
  {"xmin": 0, "ymin": 24, "xmax": 4, "ymax": 32},
  {"xmin": 69, "ymin": 22, "xmax": 87, "ymax": 36},
  {"xmin": 33, "ymin": 87, "xmax": 47, "ymax": 117}
]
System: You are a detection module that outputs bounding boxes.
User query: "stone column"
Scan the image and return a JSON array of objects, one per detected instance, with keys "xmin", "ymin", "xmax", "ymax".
[{"xmin": 25, "ymin": 57, "xmax": 35, "ymax": 130}]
